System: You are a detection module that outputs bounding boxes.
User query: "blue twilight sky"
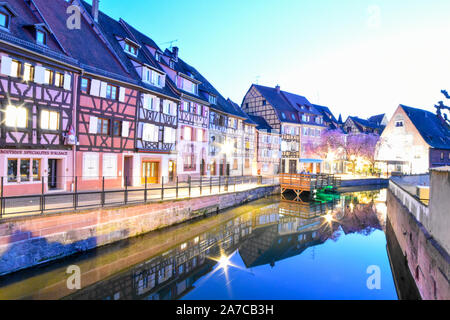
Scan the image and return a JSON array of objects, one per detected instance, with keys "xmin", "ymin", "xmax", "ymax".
[{"xmin": 93, "ymin": 0, "xmax": 450, "ymax": 120}]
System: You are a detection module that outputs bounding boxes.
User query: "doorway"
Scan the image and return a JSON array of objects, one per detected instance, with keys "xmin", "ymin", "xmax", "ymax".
[
  {"xmin": 168, "ymin": 160, "xmax": 176, "ymax": 182},
  {"xmin": 48, "ymin": 159, "xmax": 58, "ymax": 190},
  {"xmin": 289, "ymin": 160, "xmax": 297, "ymax": 174},
  {"xmin": 142, "ymin": 161, "xmax": 159, "ymax": 184},
  {"xmin": 124, "ymin": 156, "xmax": 133, "ymax": 186}
]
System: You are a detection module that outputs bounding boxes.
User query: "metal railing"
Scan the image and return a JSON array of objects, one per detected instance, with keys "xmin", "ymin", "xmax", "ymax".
[{"xmin": 0, "ymin": 175, "xmax": 279, "ymax": 219}]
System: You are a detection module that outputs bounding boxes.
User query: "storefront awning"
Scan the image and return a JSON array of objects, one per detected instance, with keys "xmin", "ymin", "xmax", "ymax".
[{"xmin": 299, "ymin": 159, "xmax": 323, "ymax": 163}]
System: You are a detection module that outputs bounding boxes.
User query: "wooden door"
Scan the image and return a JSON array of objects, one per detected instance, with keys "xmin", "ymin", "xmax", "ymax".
[{"xmin": 142, "ymin": 161, "xmax": 159, "ymax": 184}]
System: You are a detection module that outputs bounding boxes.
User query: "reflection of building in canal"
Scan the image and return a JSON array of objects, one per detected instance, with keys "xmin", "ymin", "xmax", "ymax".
[{"xmin": 65, "ymin": 196, "xmax": 383, "ymax": 300}]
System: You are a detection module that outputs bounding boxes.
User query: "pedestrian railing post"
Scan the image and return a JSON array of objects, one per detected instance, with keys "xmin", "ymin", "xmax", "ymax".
[
  {"xmin": 188, "ymin": 176, "xmax": 191, "ymax": 198},
  {"xmin": 125, "ymin": 176, "xmax": 128, "ymax": 205},
  {"xmin": 161, "ymin": 176, "xmax": 164, "ymax": 201},
  {"xmin": 176, "ymin": 176, "xmax": 179, "ymax": 199},
  {"xmin": 41, "ymin": 176, "xmax": 45, "ymax": 214},
  {"xmin": 200, "ymin": 176, "xmax": 202, "ymax": 195},
  {"xmin": 101, "ymin": 176, "xmax": 105, "ymax": 207},
  {"xmin": 74, "ymin": 176, "xmax": 78, "ymax": 210},
  {"xmin": 144, "ymin": 176, "xmax": 148, "ymax": 203},
  {"xmin": 218, "ymin": 176, "xmax": 221, "ymax": 193},
  {"xmin": 0, "ymin": 177, "xmax": 3, "ymax": 219},
  {"xmin": 210, "ymin": 176, "xmax": 212, "ymax": 194}
]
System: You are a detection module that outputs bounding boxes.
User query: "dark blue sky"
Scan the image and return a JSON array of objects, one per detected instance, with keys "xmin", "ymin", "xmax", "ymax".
[{"xmin": 94, "ymin": 0, "xmax": 450, "ymax": 119}]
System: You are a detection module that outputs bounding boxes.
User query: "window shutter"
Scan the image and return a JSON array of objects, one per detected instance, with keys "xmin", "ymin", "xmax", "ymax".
[
  {"xmin": 89, "ymin": 116, "xmax": 98, "ymax": 134},
  {"xmin": 142, "ymin": 94, "xmax": 148, "ymax": 110},
  {"xmin": 99, "ymin": 81, "xmax": 107, "ymax": 98},
  {"xmin": 119, "ymin": 87, "xmax": 126, "ymax": 102},
  {"xmin": 63, "ymin": 73, "xmax": 72, "ymax": 90},
  {"xmin": 180, "ymin": 125, "xmax": 184, "ymax": 140},
  {"xmin": 0, "ymin": 56, "xmax": 12, "ymax": 76},
  {"xmin": 122, "ymin": 121, "xmax": 130, "ymax": 137},
  {"xmin": 34, "ymin": 66, "xmax": 46, "ymax": 84},
  {"xmin": 90, "ymin": 79, "xmax": 101, "ymax": 96},
  {"xmin": 154, "ymin": 97, "xmax": 160, "ymax": 111}
]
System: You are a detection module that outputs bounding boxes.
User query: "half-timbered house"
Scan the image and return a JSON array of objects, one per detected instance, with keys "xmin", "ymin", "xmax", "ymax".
[
  {"xmin": 43, "ymin": 0, "xmax": 139, "ymax": 190},
  {"xmin": 79, "ymin": 4, "xmax": 180, "ymax": 185},
  {"xmin": 0, "ymin": 0, "xmax": 78, "ymax": 196},
  {"xmin": 247, "ymin": 115, "xmax": 281, "ymax": 176},
  {"xmin": 158, "ymin": 47, "xmax": 210, "ymax": 178},
  {"xmin": 242, "ymin": 84, "xmax": 327, "ymax": 174}
]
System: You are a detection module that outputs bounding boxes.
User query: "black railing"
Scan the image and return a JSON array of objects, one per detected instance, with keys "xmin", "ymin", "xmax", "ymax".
[{"xmin": 0, "ymin": 175, "xmax": 279, "ymax": 219}]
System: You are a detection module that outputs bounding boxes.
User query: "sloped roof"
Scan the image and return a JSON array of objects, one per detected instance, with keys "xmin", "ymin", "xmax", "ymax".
[
  {"xmin": 400, "ymin": 105, "xmax": 450, "ymax": 150},
  {"xmin": 35, "ymin": 0, "xmax": 131, "ymax": 80},
  {"xmin": 77, "ymin": 2, "xmax": 178, "ymax": 99},
  {"xmin": 0, "ymin": 0, "xmax": 76, "ymax": 65},
  {"xmin": 227, "ymin": 99, "xmax": 254, "ymax": 123},
  {"xmin": 248, "ymin": 115, "xmax": 273, "ymax": 131},
  {"xmin": 368, "ymin": 114, "xmax": 385, "ymax": 125},
  {"xmin": 313, "ymin": 104, "xmax": 339, "ymax": 129},
  {"xmin": 252, "ymin": 84, "xmax": 300, "ymax": 124},
  {"xmin": 349, "ymin": 116, "xmax": 381, "ymax": 130}
]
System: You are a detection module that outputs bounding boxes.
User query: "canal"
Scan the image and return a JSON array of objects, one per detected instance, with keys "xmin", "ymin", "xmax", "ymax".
[{"xmin": 0, "ymin": 188, "xmax": 420, "ymax": 300}]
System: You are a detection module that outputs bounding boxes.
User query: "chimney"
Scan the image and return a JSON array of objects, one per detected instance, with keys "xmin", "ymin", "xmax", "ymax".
[
  {"xmin": 275, "ymin": 85, "xmax": 280, "ymax": 93},
  {"xmin": 92, "ymin": 0, "xmax": 100, "ymax": 23},
  {"xmin": 172, "ymin": 46, "xmax": 179, "ymax": 61}
]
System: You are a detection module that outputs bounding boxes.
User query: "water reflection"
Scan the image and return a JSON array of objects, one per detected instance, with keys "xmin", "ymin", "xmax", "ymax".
[{"xmin": 61, "ymin": 189, "xmax": 394, "ymax": 300}]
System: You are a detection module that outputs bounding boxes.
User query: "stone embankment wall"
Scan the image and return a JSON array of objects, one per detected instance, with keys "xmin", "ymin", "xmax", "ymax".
[
  {"xmin": 387, "ymin": 187, "xmax": 450, "ymax": 300},
  {"xmin": 0, "ymin": 185, "xmax": 279, "ymax": 276}
]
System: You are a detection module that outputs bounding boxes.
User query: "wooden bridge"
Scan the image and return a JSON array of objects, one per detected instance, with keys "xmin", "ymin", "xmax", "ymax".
[{"xmin": 279, "ymin": 173, "xmax": 342, "ymax": 202}]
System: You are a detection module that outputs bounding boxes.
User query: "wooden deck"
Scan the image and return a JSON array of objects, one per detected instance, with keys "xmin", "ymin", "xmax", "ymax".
[{"xmin": 279, "ymin": 173, "xmax": 341, "ymax": 202}]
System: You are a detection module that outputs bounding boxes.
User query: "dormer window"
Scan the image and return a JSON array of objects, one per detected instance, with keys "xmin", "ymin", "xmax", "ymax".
[
  {"xmin": 36, "ymin": 29, "xmax": 46, "ymax": 45},
  {"xmin": 208, "ymin": 94, "xmax": 217, "ymax": 104},
  {"xmin": 0, "ymin": 12, "xmax": 8, "ymax": 29},
  {"xmin": 124, "ymin": 42, "xmax": 138, "ymax": 55},
  {"xmin": 0, "ymin": 4, "xmax": 16, "ymax": 31},
  {"xmin": 169, "ymin": 60, "xmax": 175, "ymax": 69},
  {"xmin": 155, "ymin": 52, "xmax": 161, "ymax": 62}
]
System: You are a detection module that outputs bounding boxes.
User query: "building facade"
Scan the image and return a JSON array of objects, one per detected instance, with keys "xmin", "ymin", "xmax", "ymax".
[
  {"xmin": 376, "ymin": 105, "xmax": 450, "ymax": 174},
  {"xmin": 242, "ymin": 84, "xmax": 328, "ymax": 174}
]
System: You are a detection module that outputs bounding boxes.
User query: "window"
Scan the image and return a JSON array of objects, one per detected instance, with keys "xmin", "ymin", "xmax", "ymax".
[
  {"xmin": 40, "ymin": 109, "xmax": 59, "ymax": 131},
  {"xmin": 281, "ymin": 112, "xmax": 286, "ymax": 120},
  {"xmin": 441, "ymin": 152, "xmax": 444, "ymax": 160},
  {"xmin": 106, "ymin": 84, "xmax": 118, "ymax": 100},
  {"xmin": 124, "ymin": 42, "xmax": 137, "ymax": 55},
  {"xmin": 23, "ymin": 63, "xmax": 34, "ymax": 82},
  {"xmin": 81, "ymin": 77, "xmax": 91, "ymax": 94},
  {"xmin": 20, "ymin": 159, "xmax": 30, "ymax": 182},
  {"xmin": 197, "ymin": 129, "xmax": 203, "ymax": 142},
  {"xmin": 208, "ymin": 95, "xmax": 217, "ymax": 104},
  {"xmin": 233, "ymin": 159, "xmax": 238, "ymax": 170},
  {"xmin": 10, "ymin": 60, "xmax": 20, "ymax": 78},
  {"xmin": 143, "ymin": 68, "xmax": 151, "ymax": 83},
  {"xmin": 191, "ymin": 83, "xmax": 198, "ymax": 94},
  {"xmin": 54, "ymin": 72, "xmax": 64, "ymax": 87},
  {"xmin": 32, "ymin": 160, "xmax": 40, "ymax": 181},
  {"xmin": 113, "ymin": 120, "xmax": 121, "ymax": 136},
  {"xmin": 44, "ymin": 69, "xmax": 54, "ymax": 85},
  {"xmin": 97, "ymin": 118, "xmax": 110, "ymax": 135},
  {"xmin": 103, "ymin": 154, "xmax": 117, "ymax": 178},
  {"xmin": 7, "ymin": 159, "xmax": 17, "ymax": 182},
  {"xmin": 183, "ymin": 126, "xmax": 192, "ymax": 141},
  {"xmin": 169, "ymin": 60, "xmax": 175, "ymax": 69},
  {"xmin": 182, "ymin": 101, "xmax": 189, "ymax": 112},
  {"xmin": 395, "ymin": 121, "xmax": 404, "ymax": 127},
  {"xmin": 0, "ymin": 12, "xmax": 9, "ymax": 29},
  {"xmin": 5, "ymin": 105, "xmax": 27, "ymax": 128},
  {"xmin": 291, "ymin": 114, "xmax": 296, "ymax": 121},
  {"xmin": 262, "ymin": 100, "xmax": 266, "ymax": 106},
  {"xmin": 36, "ymin": 30, "xmax": 46, "ymax": 45}
]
